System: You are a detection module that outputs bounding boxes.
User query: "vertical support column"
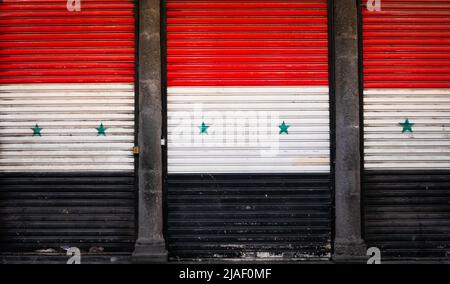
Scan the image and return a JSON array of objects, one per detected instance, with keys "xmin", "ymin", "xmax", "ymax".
[
  {"xmin": 332, "ymin": 0, "xmax": 366, "ymax": 262},
  {"xmin": 132, "ymin": 0, "xmax": 168, "ymax": 263}
]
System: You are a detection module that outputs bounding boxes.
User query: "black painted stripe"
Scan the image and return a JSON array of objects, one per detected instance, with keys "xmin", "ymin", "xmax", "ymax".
[
  {"xmin": 167, "ymin": 174, "xmax": 332, "ymax": 260},
  {"xmin": 363, "ymin": 171, "xmax": 450, "ymax": 258},
  {"xmin": 0, "ymin": 172, "xmax": 136, "ymax": 253}
]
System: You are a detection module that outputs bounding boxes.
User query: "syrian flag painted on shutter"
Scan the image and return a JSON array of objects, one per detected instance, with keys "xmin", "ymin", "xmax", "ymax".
[
  {"xmin": 0, "ymin": 0, "xmax": 137, "ymax": 254},
  {"xmin": 362, "ymin": 0, "xmax": 450, "ymax": 259},
  {"xmin": 0, "ymin": 0, "xmax": 136, "ymax": 172},
  {"xmin": 166, "ymin": 0, "xmax": 330, "ymax": 174},
  {"xmin": 165, "ymin": 0, "xmax": 332, "ymax": 260}
]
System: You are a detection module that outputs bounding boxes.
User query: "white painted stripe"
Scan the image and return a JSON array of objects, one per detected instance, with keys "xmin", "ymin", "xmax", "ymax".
[
  {"xmin": 0, "ymin": 83, "xmax": 135, "ymax": 172},
  {"xmin": 168, "ymin": 95, "xmax": 329, "ymax": 102},
  {"xmin": 364, "ymin": 89, "xmax": 450, "ymax": 170},
  {"xmin": 168, "ymin": 86, "xmax": 329, "ymax": 94},
  {"xmin": 0, "ymin": 165, "xmax": 134, "ymax": 171},
  {"xmin": 168, "ymin": 87, "xmax": 330, "ymax": 174},
  {"xmin": 364, "ymin": 89, "xmax": 450, "ymax": 95},
  {"xmin": 0, "ymin": 84, "xmax": 134, "ymax": 91}
]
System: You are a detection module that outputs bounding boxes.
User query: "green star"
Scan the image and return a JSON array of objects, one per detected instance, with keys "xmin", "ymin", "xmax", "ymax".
[
  {"xmin": 199, "ymin": 122, "xmax": 210, "ymax": 134},
  {"xmin": 399, "ymin": 119, "xmax": 414, "ymax": 133},
  {"xmin": 279, "ymin": 121, "xmax": 290, "ymax": 135},
  {"xmin": 31, "ymin": 124, "xmax": 42, "ymax": 137},
  {"xmin": 96, "ymin": 123, "xmax": 107, "ymax": 136}
]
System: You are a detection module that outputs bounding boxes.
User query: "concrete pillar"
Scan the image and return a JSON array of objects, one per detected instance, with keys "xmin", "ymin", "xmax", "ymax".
[
  {"xmin": 332, "ymin": 0, "xmax": 367, "ymax": 262},
  {"xmin": 132, "ymin": 0, "xmax": 168, "ymax": 263}
]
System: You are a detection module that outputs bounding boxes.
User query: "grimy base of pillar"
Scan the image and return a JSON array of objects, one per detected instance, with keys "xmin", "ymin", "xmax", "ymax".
[
  {"xmin": 132, "ymin": 240, "xmax": 168, "ymax": 264},
  {"xmin": 332, "ymin": 238, "xmax": 367, "ymax": 264}
]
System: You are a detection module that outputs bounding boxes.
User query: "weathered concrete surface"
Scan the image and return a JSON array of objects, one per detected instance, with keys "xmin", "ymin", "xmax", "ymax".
[
  {"xmin": 132, "ymin": 0, "xmax": 168, "ymax": 263},
  {"xmin": 332, "ymin": 0, "xmax": 367, "ymax": 262}
]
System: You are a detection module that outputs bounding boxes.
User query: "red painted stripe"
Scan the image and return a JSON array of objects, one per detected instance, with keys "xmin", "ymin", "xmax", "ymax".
[
  {"xmin": 0, "ymin": 55, "xmax": 135, "ymax": 62},
  {"xmin": 166, "ymin": 0, "xmax": 328, "ymax": 87},
  {"xmin": 363, "ymin": 18, "xmax": 450, "ymax": 24},
  {"xmin": 0, "ymin": 11, "xmax": 134, "ymax": 17},
  {"xmin": 168, "ymin": 80, "xmax": 329, "ymax": 87},
  {"xmin": 364, "ymin": 54, "xmax": 450, "ymax": 60},
  {"xmin": 167, "ymin": 18, "xmax": 327, "ymax": 25},
  {"xmin": 167, "ymin": 33, "xmax": 327, "ymax": 41},
  {"xmin": 166, "ymin": 2, "xmax": 327, "ymax": 9},
  {"xmin": 0, "ymin": 4, "xmax": 134, "ymax": 10},
  {"xmin": 364, "ymin": 31, "xmax": 450, "ymax": 37},
  {"xmin": 364, "ymin": 24, "xmax": 450, "ymax": 31},
  {"xmin": 0, "ymin": 0, "xmax": 136, "ymax": 84},
  {"xmin": 0, "ymin": 18, "xmax": 134, "ymax": 25},
  {"xmin": 167, "ymin": 48, "xmax": 328, "ymax": 56},
  {"xmin": 364, "ymin": 67, "xmax": 450, "ymax": 74},
  {"xmin": 362, "ymin": 0, "xmax": 450, "ymax": 89},
  {"xmin": 168, "ymin": 63, "xmax": 329, "ymax": 71},
  {"xmin": 1, "ymin": 0, "xmax": 133, "ymax": 2},
  {"xmin": 167, "ymin": 40, "xmax": 328, "ymax": 49},
  {"xmin": 365, "ymin": 75, "xmax": 450, "ymax": 81},
  {"xmin": 167, "ymin": 10, "xmax": 326, "ymax": 17},
  {"xmin": 0, "ymin": 26, "xmax": 135, "ymax": 33},
  {"xmin": 0, "ymin": 70, "xmax": 134, "ymax": 78},
  {"xmin": 364, "ymin": 39, "xmax": 450, "ymax": 45},
  {"xmin": 2, "ymin": 0, "xmax": 134, "ymax": 1},
  {"xmin": 365, "ymin": 82, "xmax": 450, "ymax": 88},
  {"xmin": 364, "ymin": 46, "xmax": 450, "ymax": 53},
  {"xmin": 0, "ymin": 33, "xmax": 135, "ymax": 41},
  {"xmin": 0, "ymin": 41, "xmax": 135, "ymax": 48},
  {"xmin": 0, "ymin": 77, "xmax": 135, "ymax": 84},
  {"xmin": 167, "ymin": 56, "xmax": 328, "ymax": 64},
  {"xmin": 0, "ymin": 48, "xmax": 135, "ymax": 56},
  {"xmin": 0, "ymin": 63, "xmax": 135, "ymax": 69},
  {"xmin": 167, "ymin": 25, "xmax": 328, "ymax": 33},
  {"xmin": 169, "ymin": 71, "xmax": 329, "ymax": 78},
  {"xmin": 364, "ymin": 60, "xmax": 450, "ymax": 66}
]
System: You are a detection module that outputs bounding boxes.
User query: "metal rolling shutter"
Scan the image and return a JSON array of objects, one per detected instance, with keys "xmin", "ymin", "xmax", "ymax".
[
  {"xmin": 362, "ymin": 0, "xmax": 450, "ymax": 258},
  {"xmin": 166, "ymin": 0, "xmax": 331, "ymax": 260},
  {"xmin": 0, "ymin": 0, "xmax": 136, "ymax": 253}
]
